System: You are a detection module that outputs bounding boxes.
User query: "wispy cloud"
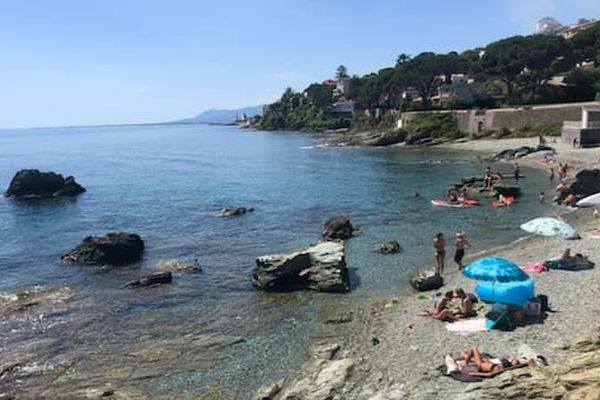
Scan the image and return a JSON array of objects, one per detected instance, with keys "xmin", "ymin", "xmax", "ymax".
[{"xmin": 505, "ymin": 0, "xmax": 558, "ymax": 33}]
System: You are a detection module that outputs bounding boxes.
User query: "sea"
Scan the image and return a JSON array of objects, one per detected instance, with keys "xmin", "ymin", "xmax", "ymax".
[{"xmin": 0, "ymin": 124, "xmax": 556, "ymax": 397}]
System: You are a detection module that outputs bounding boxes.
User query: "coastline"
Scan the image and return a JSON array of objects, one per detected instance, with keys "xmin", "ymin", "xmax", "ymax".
[{"xmin": 257, "ymin": 137, "xmax": 600, "ymax": 399}]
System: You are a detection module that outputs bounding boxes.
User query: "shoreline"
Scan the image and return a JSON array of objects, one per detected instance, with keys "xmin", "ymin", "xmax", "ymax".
[{"xmin": 257, "ymin": 137, "xmax": 600, "ymax": 399}]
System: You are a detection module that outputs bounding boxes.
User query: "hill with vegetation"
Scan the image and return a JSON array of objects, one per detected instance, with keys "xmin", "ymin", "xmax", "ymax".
[{"xmin": 260, "ymin": 22, "xmax": 600, "ymax": 141}]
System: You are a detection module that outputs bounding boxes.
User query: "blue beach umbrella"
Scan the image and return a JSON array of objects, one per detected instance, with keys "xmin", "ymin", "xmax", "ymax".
[
  {"xmin": 463, "ymin": 256, "xmax": 534, "ymax": 306},
  {"xmin": 462, "ymin": 256, "xmax": 529, "ymax": 283}
]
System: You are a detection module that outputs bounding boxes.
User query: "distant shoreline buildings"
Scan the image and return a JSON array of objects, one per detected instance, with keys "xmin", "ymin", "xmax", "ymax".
[{"xmin": 536, "ymin": 16, "xmax": 600, "ymax": 39}]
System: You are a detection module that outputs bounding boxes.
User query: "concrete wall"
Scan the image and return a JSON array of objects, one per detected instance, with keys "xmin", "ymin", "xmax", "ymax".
[{"xmin": 400, "ymin": 102, "xmax": 600, "ymax": 137}]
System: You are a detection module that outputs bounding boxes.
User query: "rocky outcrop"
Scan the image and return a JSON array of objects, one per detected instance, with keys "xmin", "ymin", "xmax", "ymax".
[
  {"xmin": 125, "ymin": 272, "xmax": 172, "ymax": 288},
  {"xmin": 61, "ymin": 232, "xmax": 144, "ymax": 266},
  {"xmin": 454, "ymin": 327, "xmax": 600, "ymax": 400},
  {"xmin": 219, "ymin": 206, "xmax": 254, "ymax": 217},
  {"xmin": 557, "ymin": 169, "xmax": 600, "ymax": 203},
  {"xmin": 450, "ymin": 177, "xmax": 521, "ymax": 199},
  {"xmin": 322, "ymin": 216, "xmax": 359, "ymax": 241},
  {"xmin": 409, "ymin": 269, "xmax": 444, "ymax": 291},
  {"xmin": 5, "ymin": 169, "xmax": 86, "ymax": 199},
  {"xmin": 253, "ymin": 241, "xmax": 349, "ymax": 293},
  {"xmin": 153, "ymin": 258, "xmax": 201, "ymax": 273},
  {"xmin": 493, "ymin": 144, "xmax": 554, "ymax": 161},
  {"xmin": 375, "ymin": 241, "xmax": 401, "ymax": 254},
  {"xmin": 321, "ymin": 130, "xmax": 405, "ymax": 147},
  {"xmin": 253, "ymin": 343, "xmax": 354, "ymax": 400}
]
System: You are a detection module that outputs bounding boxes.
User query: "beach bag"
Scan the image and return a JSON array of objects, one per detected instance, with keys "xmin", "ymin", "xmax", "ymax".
[
  {"xmin": 524, "ymin": 298, "xmax": 542, "ymax": 317},
  {"xmin": 537, "ymin": 294, "xmax": 549, "ymax": 312},
  {"xmin": 485, "ymin": 310, "xmax": 516, "ymax": 331}
]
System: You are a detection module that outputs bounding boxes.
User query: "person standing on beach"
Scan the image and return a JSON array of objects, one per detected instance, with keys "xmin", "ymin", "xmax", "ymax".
[
  {"xmin": 454, "ymin": 232, "xmax": 470, "ymax": 270},
  {"xmin": 433, "ymin": 233, "xmax": 446, "ymax": 275}
]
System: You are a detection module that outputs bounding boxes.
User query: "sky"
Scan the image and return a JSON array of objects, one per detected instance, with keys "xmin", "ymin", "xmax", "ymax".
[{"xmin": 1, "ymin": 0, "xmax": 600, "ymax": 128}]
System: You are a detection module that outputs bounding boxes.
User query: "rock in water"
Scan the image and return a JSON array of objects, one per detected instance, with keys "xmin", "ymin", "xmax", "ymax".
[
  {"xmin": 557, "ymin": 169, "xmax": 600, "ymax": 203},
  {"xmin": 409, "ymin": 269, "xmax": 443, "ymax": 291},
  {"xmin": 322, "ymin": 216, "xmax": 358, "ymax": 241},
  {"xmin": 153, "ymin": 258, "xmax": 201, "ymax": 273},
  {"xmin": 61, "ymin": 232, "xmax": 144, "ymax": 266},
  {"xmin": 253, "ymin": 241, "xmax": 349, "ymax": 293},
  {"xmin": 4, "ymin": 169, "xmax": 85, "ymax": 199},
  {"xmin": 219, "ymin": 206, "xmax": 254, "ymax": 217},
  {"xmin": 375, "ymin": 240, "xmax": 401, "ymax": 254},
  {"xmin": 125, "ymin": 272, "xmax": 172, "ymax": 288}
]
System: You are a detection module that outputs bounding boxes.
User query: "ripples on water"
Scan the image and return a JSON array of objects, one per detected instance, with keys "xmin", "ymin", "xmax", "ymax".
[{"xmin": 0, "ymin": 124, "xmax": 556, "ymax": 397}]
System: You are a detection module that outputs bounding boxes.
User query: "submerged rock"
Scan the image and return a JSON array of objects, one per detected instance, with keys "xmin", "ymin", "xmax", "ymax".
[
  {"xmin": 375, "ymin": 240, "xmax": 401, "ymax": 254},
  {"xmin": 5, "ymin": 169, "xmax": 86, "ymax": 199},
  {"xmin": 322, "ymin": 215, "xmax": 359, "ymax": 241},
  {"xmin": 409, "ymin": 269, "xmax": 443, "ymax": 291},
  {"xmin": 153, "ymin": 258, "xmax": 201, "ymax": 273},
  {"xmin": 61, "ymin": 232, "xmax": 144, "ymax": 266},
  {"xmin": 253, "ymin": 241, "xmax": 349, "ymax": 293},
  {"xmin": 125, "ymin": 272, "xmax": 172, "ymax": 288},
  {"xmin": 219, "ymin": 206, "xmax": 254, "ymax": 217}
]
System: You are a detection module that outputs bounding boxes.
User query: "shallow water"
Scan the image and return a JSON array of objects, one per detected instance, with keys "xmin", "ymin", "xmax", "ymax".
[{"xmin": 0, "ymin": 125, "xmax": 557, "ymax": 397}]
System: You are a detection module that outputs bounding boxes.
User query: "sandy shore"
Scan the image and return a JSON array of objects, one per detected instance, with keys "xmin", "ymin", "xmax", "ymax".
[{"xmin": 262, "ymin": 137, "xmax": 600, "ymax": 399}]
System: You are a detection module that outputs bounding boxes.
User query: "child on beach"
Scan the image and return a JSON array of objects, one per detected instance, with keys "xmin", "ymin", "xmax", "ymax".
[
  {"xmin": 454, "ymin": 231, "xmax": 470, "ymax": 270},
  {"xmin": 433, "ymin": 233, "xmax": 446, "ymax": 275}
]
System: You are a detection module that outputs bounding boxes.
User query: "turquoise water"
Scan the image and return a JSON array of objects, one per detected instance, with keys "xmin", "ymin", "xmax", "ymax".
[{"xmin": 0, "ymin": 124, "xmax": 556, "ymax": 397}]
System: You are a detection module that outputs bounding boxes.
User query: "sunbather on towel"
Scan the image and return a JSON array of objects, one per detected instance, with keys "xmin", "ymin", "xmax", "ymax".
[
  {"xmin": 445, "ymin": 346, "xmax": 534, "ymax": 378},
  {"xmin": 452, "ymin": 288, "xmax": 475, "ymax": 319}
]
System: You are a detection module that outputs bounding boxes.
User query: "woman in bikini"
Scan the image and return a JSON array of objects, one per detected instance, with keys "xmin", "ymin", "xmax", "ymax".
[{"xmin": 433, "ymin": 232, "xmax": 446, "ymax": 275}]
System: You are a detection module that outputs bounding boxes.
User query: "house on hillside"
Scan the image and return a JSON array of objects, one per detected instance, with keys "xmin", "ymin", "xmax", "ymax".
[
  {"xmin": 562, "ymin": 105, "xmax": 600, "ymax": 147},
  {"xmin": 334, "ymin": 78, "xmax": 351, "ymax": 96},
  {"xmin": 330, "ymin": 98, "xmax": 354, "ymax": 114},
  {"xmin": 563, "ymin": 19, "xmax": 600, "ymax": 39}
]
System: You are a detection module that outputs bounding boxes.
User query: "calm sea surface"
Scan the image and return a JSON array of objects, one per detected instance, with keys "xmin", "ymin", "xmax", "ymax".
[{"xmin": 0, "ymin": 124, "xmax": 555, "ymax": 397}]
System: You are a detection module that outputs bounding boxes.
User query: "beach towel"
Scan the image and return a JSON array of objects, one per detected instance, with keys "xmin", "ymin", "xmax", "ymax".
[
  {"xmin": 543, "ymin": 259, "xmax": 595, "ymax": 271},
  {"xmin": 445, "ymin": 318, "xmax": 488, "ymax": 334},
  {"xmin": 437, "ymin": 356, "xmax": 528, "ymax": 382},
  {"xmin": 521, "ymin": 262, "xmax": 546, "ymax": 273}
]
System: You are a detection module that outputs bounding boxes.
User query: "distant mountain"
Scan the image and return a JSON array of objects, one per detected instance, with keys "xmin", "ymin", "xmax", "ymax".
[{"xmin": 177, "ymin": 105, "xmax": 264, "ymax": 124}]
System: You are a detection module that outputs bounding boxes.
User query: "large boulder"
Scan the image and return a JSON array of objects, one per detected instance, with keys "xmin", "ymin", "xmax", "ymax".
[
  {"xmin": 451, "ymin": 177, "xmax": 521, "ymax": 199},
  {"xmin": 4, "ymin": 169, "xmax": 85, "ymax": 199},
  {"xmin": 557, "ymin": 169, "xmax": 600, "ymax": 203},
  {"xmin": 409, "ymin": 269, "xmax": 444, "ymax": 291},
  {"xmin": 322, "ymin": 216, "xmax": 358, "ymax": 241},
  {"xmin": 61, "ymin": 232, "xmax": 144, "ymax": 266},
  {"xmin": 253, "ymin": 241, "xmax": 349, "ymax": 293}
]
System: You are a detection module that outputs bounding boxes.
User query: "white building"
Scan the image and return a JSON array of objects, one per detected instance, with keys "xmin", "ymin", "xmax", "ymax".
[{"xmin": 536, "ymin": 17, "xmax": 563, "ymax": 34}]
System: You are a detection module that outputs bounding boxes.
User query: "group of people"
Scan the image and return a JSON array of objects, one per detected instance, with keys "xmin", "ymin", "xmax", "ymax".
[
  {"xmin": 433, "ymin": 231, "xmax": 470, "ymax": 274},
  {"xmin": 424, "ymin": 288, "xmax": 475, "ymax": 322}
]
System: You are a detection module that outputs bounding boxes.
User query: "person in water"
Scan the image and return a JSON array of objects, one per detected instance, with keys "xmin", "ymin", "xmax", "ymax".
[
  {"xmin": 453, "ymin": 288, "xmax": 475, "ymax": 318},
  {"xmin": 454, "ymin": 231, "xmax": 470, "ymax": 270},
  {"xmin": 539, "ymin": 192, "xmax": 545, "ymax": 204},
  {"xmin": 549, "ymin": 167, "xmax": 554, "ymax": 181},
  {"xmin": 433, "ymin": 232, "xmax": 446, "ymax": 275},
  {"xmin": 513, "ymin": 162, "xmax": 520, "ymax": 183},
  {"xmin": 483, "ymin": 167, "xmax": 493, "ymax": 189}
]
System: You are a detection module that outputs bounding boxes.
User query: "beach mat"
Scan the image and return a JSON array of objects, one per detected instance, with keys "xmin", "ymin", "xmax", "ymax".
[{"xmin": 445, "ymin": 318, "xmax": 488, "ymax": 334}]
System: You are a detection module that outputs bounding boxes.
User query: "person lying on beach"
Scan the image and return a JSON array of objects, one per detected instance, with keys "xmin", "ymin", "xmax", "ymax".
[
  {"xmin": 561, "ymin": 248, "xmax": 588, "ymax": 269},
  {"xmin": 445, "ymin": 346, "xmax": 535, "ymax": 378},
  {"xmin": 452, "ymin": 288, "xmax": 475, "ymax": 319}
]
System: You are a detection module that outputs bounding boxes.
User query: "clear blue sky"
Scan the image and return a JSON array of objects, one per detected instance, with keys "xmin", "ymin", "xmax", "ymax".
[{"xmin": 1, "ymin": 0, "xmax": 600, "ymax": 128}]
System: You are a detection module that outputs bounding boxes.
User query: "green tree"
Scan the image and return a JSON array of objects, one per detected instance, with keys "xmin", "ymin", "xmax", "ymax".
[{"xmin": 335, "ymin": 65, "xmax": 349, "ymax": 80}]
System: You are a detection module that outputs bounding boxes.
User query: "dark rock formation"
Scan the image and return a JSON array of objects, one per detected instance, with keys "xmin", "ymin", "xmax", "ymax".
[
  {"xmin": 375, "ymin": 240, "xmax": 401, "ymax": 254},
  {"xmin": 450, "ymin": 177, "xmax": 521, "ymax": 199},
  {"xmin": 494, "ymin": 144, "xmax": 554, "ymax": 161},
  {"xmin": 253, "ymin": 241, "xmax": 349, "ymax": 293},
  {"xmin": 61, "ymin": 232, "xmax": 144, "ymax": 266},
  {"xmin": 125, "ymin": 272, "xmax": 172, "ymax": 288},
  {"xmin": 410, "ymin": 269, "xmax": 444, "ymax": 291},
  {"xmin": 557, "ymin": 169, "xmax": 600, "ymax": 203},
  {"xmin": 322, "ymin": 216, "xmax": 359, "ymax": 241},
  {"xmin": 219, "ymin": 206, "xmax": 254, "ymax": 217},
  {"xmin": 4, "ymin": 169, "xmax": 85, "ymax": 199}
]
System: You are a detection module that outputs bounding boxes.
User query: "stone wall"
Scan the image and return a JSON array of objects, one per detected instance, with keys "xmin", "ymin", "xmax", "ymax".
[{"xmin": 400, "ymin": 101, "xmax": 599, "ymax": 138}]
